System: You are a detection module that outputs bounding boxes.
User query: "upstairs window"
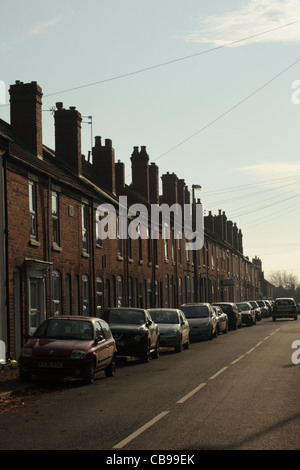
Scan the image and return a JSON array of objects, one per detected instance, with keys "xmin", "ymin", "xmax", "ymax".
[
  {"xmin": 52, "ymin": 191, "xmax": 59, "ymax": 246},
  {"xmin": 82, "ymin": 204, "xmax": 88, "ymax": 252},
  {"xmin": 29, "ymin": 181, "xmax": 37, "ymax": 239}
]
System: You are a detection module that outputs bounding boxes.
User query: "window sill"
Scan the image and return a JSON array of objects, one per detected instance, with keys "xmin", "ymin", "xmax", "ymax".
[
  {"xmin": 52, "ymin": 245, "xmax": 62, "ymax": 252},
  {"xmin": 29, "ymin": 239, "xmax": 40, "ymax": 247},
  {"xmin": 82, "ymin": 252, "xmax": 90, "ymax": 258}
]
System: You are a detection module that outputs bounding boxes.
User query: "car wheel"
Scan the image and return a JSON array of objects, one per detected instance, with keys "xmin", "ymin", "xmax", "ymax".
[
  {"xmin": 175, "ymin": 338, "xmax": 183, "ymax": 353},
  {"xmin": 105, "ymin": 354, "xmax": 116, "ymax": 377},
  {"xmin": 151, "ymin": 340, "xmax": 160, "ymax": 359},
  {"xmin": 141, "ymin": 342, "xmax": 150, "ymax": 363},
  {"xmin": 84, "ymin": 360, "xmax": 96, "ymax": 384}
]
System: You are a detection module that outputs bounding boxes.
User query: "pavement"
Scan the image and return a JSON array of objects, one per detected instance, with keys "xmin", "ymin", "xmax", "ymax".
[{"xmin": 0, "ymin": 361, "xmax": 32, "ymax": 397}]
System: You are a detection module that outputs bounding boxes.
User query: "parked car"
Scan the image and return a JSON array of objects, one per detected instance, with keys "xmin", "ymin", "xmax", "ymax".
[
  {"xmin": 180, "ymin": 303, "xmax": 218, "ymax": 340},
  {"xmin": 247, "ymin": 301, "xmax": 262, "ymax": 321},
  {"xmin": 264, "ymin": 299, "xmax": 273, "ymax": 316},
  {"xmin": 149, "ymin": 308, "xmax": 190, "ymax": 352},
  {"xmin": 19, "ymin": 316, "xmax": 117, "ymax": 384},
  {"xmin": 256, "ymin": 300, "xmax": 269, "ymax": 318},
  {"xmin": 272, "ymin": 298, "xmax": 298, "ymax": 321},
  {"xmin": 212, "ymin": 305, "xmax": 228, "ymax": 334},
  {"xmin": 102, "ymin": 308, "xmax": 160, "ymax": 362},
  {"xmin": 212, "ymin": 302, "xmax": 242, "ymax": 330},
  {"xmin": 236, "ymin": 302, "xmax": 256, "ymax": 326}
]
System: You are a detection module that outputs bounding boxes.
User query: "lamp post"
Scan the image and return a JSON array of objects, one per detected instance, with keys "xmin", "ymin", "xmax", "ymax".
[{"xmin": 192, "ymin": 184, "xmax": 202, "ymax": 302}]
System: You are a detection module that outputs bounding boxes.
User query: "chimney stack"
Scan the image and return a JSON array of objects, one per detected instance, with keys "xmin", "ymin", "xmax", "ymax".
[
  {"xmin": 161, "ymin": 172, "xmax": 178, "ymax": 206},
  {"xmin": 131, "ymin": 146, "xmax": 149, "ymax": 201},
  {"xmin": 115, "ymin": 159, "xmax": 125, "ymax": 192},
  {"xmin": 92, "ymin": 136, "xmax": 116, "ymax": 193},
  {"xmin": 9, "ymin": 81, "xmax": 43, "ymax": 158},
  {"xmin": 54, "ymin": 103, "xmax": 82, "ymax": 175},
  {"xmin": 149, "ymin": 162, "xmax": 159, "ymax": 204}
]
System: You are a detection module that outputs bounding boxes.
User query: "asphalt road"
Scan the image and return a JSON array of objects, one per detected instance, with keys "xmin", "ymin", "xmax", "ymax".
[{"xmin": 1, "ymin": 317, "xmax": 300, "ymax": 451}]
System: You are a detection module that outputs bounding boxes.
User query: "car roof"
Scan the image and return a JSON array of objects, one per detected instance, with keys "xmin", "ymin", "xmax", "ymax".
[
  {"xmin": 181, "ymin": 303, "xmax": 210, "ymax": 306},
  {"xmin": 47, "ymin": 316, "xmax": 108, "ymax": 324}
]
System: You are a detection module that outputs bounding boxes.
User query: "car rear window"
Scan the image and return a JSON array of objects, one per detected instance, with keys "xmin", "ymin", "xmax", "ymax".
[
  {"xmin": 180, "ymin": 306, "xmax": 209, "ymax": 318},
  {"xmin": 275, "ymin": 299, "xmax": 295, "ymax": 305}
]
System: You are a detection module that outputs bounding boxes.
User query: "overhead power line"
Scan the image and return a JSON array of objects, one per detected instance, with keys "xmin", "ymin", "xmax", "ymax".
[
  {"xmin": 35, "ymin": 18, "xmax": 300, "ymax": 99},
  {"xmin": 153, "ymin": 55, "xmax": 300, "ymax": 162}
]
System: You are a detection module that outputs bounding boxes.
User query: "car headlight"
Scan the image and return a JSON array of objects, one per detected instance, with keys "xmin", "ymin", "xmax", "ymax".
[
  {"xmin": 71, "ymin": 350, "xmax": 87, "ymax": 359},
  {"xmin": 20, "ymin": 348, "xmax": 32, "ymax": 357}
]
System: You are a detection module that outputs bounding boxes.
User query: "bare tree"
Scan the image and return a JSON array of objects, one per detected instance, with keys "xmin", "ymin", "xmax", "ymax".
[{"xmin": 269, "ymin": 270, "xmax": 300, "ymax": 301}]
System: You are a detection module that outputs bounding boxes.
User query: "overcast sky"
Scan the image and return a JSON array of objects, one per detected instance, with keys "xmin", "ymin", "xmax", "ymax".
[{"xmin": 1, "ymin": 0, "xmax": 300, "ymax": 280}]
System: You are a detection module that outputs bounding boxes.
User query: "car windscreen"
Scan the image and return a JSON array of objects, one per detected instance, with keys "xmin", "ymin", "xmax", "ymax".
[
  {"xmin": 237, "ymin": 303, "xmax": 250, "ymax": 310},
  {"xmin": 33, "ymin": 319, "xmax": 94, "ymax": 340},
  {"xmin": 180, "ymin": 306, "xmax": 209, "ymax": 318},
  {"xmin": 150, "ymin": 310, "xmax": 179, "ymax": 324},
  {"xmin": 104, "ymin": 309, "xmax": 146, "ymax": 325}
]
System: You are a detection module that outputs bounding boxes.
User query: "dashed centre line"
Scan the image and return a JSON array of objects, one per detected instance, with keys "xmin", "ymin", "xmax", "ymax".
[
  {"xmin": 209, "ymin": 366, "xmax": 228, "ymax": 380},
  {"xmin": 113, "ymin": 411, "xmax": 170, "ymax": 449},
  {"xmin": 112, "ymin": 326, "xmax": 281, "ymax": 449},
  {"xmin": 176, "ymin": 383, "xmax": 207, "ymax": 404}
]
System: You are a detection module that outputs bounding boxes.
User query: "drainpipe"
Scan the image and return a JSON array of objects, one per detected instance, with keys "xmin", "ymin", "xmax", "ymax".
[
  {"xmin": 4, "ymin": 143, "xmax": 10, "ymax": 358},
  {"xmin": 91, "ymin": 199, "xmax": 96, "ymax": 316},
  {"xmin": 47, "ymin": 176, "xmax": 53, "ymax": 317}
]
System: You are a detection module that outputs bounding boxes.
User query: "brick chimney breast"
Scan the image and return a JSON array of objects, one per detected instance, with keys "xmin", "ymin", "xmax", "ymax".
[
  {"xmin": 131, "ymin": 146, "xmax": 149, "ymax": 201},
  {"xmin": 9, "ymin": 80, "xmax": 43, "ymax": 158},
  {"xmin": 54, "ymin": 103, "xmax": 82, "ymax": 175},
  {"xmin": 92, "ymin": 136, "xmax": 116, "ymax": 194}
]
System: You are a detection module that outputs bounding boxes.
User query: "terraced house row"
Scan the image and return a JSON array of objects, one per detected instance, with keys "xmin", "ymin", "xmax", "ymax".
[{"xmin": 0, "ymin": 80, "xmax": 273, "ymax": 361}]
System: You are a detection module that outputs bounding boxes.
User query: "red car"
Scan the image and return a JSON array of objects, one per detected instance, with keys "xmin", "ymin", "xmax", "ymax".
[{"xmin": 19, "ymin": 316, "xmax": 117, "ymax": 384}]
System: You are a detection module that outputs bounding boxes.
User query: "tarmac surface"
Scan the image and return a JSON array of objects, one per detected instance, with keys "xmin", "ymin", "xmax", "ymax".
[{"xmin": 0, "ymin": 363, "xmax": 31, "ymax": 397}]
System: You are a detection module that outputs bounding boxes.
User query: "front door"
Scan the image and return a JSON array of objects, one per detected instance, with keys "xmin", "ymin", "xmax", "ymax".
[{"xmin": 29, "ymin": 277, "xmax": 45, "ymax": 336}]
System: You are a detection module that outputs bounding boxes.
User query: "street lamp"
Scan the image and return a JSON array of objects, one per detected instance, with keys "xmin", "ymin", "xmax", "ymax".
[{"xmin": 192, "ymin": 184, "xmax": 202, "ymax": 302}]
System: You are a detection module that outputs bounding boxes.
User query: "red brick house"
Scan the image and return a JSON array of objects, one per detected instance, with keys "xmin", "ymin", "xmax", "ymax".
[{"xmin": 0, "ymin": 80, "xmax": 271, "ymax": 361}]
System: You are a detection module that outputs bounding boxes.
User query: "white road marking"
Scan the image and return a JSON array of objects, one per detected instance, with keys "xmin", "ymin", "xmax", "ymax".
[
  {"xmin": 209, "ymin": 366, "xmax": 228, "ymax": 380},
  {"xmin": 231, "ymin": 355, "xmax": 244, "ymax": 364},
  {"xmin": 112, "ymin": 411, "xmax": 170, "ymax": 449},
  {"xmin": 176, "ymin": 383, "xmax": 207, "ymax": 404}
]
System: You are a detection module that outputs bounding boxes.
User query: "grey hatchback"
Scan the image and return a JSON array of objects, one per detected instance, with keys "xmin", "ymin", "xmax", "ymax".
[{"xmin": 180, "ymin": 303, "xmax": 218, "ymax": 340}]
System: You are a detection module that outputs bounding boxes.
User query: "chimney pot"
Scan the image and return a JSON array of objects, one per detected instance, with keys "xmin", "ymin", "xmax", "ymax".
[{"xmin": 94, "ymin": 136, "xmax": 102, "ymax": 147}]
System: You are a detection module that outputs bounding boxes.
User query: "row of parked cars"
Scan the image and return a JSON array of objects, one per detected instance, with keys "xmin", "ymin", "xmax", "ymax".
[{"xmin": 18, "ymin": 298, "xmax": 280, "ymax": 385}]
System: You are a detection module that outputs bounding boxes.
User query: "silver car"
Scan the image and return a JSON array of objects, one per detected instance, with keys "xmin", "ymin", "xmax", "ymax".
[
  {"xmin": 180, "ymin": 303, "xmax": 218, "ymax": 340},
  {"xmin": 236, "ymin": 302, "xmax": 256, "ymax": 326},
  {"xmin": 213, "ymin": 305, "xmax": 229, "ymax": 334},
  {"xmin": 148, "ymin": 308, "xmax": 190, "ymax": 352}
]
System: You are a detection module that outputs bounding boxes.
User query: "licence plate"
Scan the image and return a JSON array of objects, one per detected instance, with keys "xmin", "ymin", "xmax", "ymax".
[{"xmin": 38, "ymin": 361, "xmax": 63, "ymax": 368}]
